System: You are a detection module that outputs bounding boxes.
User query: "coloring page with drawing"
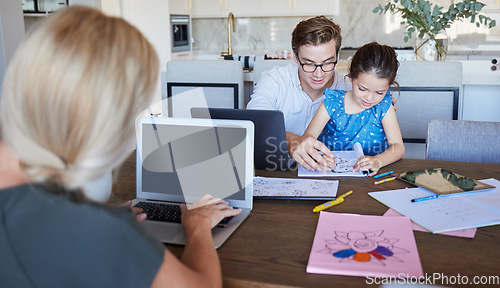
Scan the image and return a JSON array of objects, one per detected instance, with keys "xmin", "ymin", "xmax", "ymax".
[
  {"xmin": 307, "ymin": 212, "xmax": 423, "ymax": 277},
  {"xmin": 253, "ymin": 177, "xmax": 339, "ymax": 199},
  {"xmin": 298, "ymin": 142, "xmax": 369, "ymax": 177}
]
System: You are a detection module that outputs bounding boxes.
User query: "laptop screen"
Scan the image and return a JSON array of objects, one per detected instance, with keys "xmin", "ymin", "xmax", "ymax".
[
  {"xmin": 190, "ymin": 107, "xmax": 290, "ymax": 170},
  {"xmin": 137, "ymin": 117, "xmax": 254, "ymax": 207}
]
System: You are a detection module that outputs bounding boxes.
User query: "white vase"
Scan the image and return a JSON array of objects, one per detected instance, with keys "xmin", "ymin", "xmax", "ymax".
[{"xmin": 414, "ymin": 30, "xmax": 449, "ymax": 61}]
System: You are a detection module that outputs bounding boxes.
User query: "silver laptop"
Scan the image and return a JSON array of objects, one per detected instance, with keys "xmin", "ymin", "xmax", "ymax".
[{"xmin": 133, "ymin": 117, "xmax": 254, "ymax": 248}]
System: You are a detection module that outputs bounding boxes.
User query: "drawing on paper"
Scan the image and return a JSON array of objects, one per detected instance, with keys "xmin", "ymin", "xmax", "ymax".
[
  {"xmin": 319, "ymin": 230, "xmax": 409, "ymax": 266},
  {"xmin": 298, "ymin": 143, "xmax": 369, "ymax": 177},
  {"xmin": 253, "ymin": 177, "xmax": 338, "ymax": 197},
  {"xmin": 333, "ymin": 156, "xmax": 354, "ymax": 172}
]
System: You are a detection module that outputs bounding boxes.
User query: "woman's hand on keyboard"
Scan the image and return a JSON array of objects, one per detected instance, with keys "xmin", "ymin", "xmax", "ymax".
[
  {"xmin": 122, "ymin": 200, "xmax": 148, "ymax": 222},
  {"xmin": 181, "ymin": 194, "xmax": 242, "ymax": 229}
]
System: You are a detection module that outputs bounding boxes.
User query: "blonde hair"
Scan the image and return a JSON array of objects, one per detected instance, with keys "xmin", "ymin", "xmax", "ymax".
[{"xmin": 0, "ymin": 6, "xmax": 158, "ymax": 190}]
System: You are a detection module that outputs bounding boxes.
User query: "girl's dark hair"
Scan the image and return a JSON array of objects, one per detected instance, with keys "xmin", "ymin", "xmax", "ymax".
[
  {"xmin": 291, "ymin": 16, "xmax": 342, "ymax": 58},
  {"xmin": 349, "ymin": 42, "xmax": 400, "ymax": 88}
]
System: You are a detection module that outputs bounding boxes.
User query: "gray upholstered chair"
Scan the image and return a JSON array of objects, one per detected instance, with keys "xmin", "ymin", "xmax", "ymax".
[
  {"xmin": 165, "ymin": 60, "xmax": 244, "ymax": 117},
  {"xmin": 252, "ymin": 59, "xmax": 294, "ymax": 84},
  {"xmin": 426, "ymin": 120, "xmax": 500, "ymax": 164},
  {"xmin": 395, "ymin": 61, "xmax": 463, "ymax": 159}
]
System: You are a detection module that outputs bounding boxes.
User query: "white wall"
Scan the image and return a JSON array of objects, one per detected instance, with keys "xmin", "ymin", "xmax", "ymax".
[
  {"xmin": 0, "ymin": 16, "xmax": 6, "ymax": 90},
  {"xmin": 101, "ymin": 0, "xmax": 171, "ymax": 114},
  {"xmin": 21, "ymin": 0, "xmax": 170, "ymax": 114},
  {"xmin": 119, "ymin": 0, "xmax": 171, "ymax": 73},
  {"xmin": 0, "ymin": 0, "xmax": 25, "ymax": 90}
]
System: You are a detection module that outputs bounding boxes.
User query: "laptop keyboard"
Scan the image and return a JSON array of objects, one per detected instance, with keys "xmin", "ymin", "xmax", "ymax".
[{"xmin": 133, "ymin": 201, "xmax": 233, "ymax": 227}]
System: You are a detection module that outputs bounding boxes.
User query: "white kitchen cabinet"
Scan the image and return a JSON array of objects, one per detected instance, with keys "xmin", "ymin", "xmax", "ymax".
[
  {"xmin": 462, "ymin": 85, "xmax": 500, "ymax": 122},
  {"xmin": 256, "ymin": 0, "xmax": 336, "ymax": 17},
  {"xmin": 191, "ymin": 0, "xmax": 336, "ymax": 18},
  {"xmin": 458, "ymin": 61, "xmax": 500, "ymax": 122},
  {"xmin": 293, "ymin": 0, "xmax": 337, "ymax": 16},
  {"xmin": 229, "ymin": 0, "xmax": 261, "ymax": 17},
  {"xmin": 482, "ymin": 0, "xmax": 500, "ymax": 11},
  {"xmin": 191, "ymin": 0, "xmax": 228, "ymax": 18},
  {"xmin": 169, "ymin": 0, "xmax": 192, "ymax": 15},
  {"xmin": 257, "ymin": 0, "xmax": 293, "ymax": 17},
  {"xmin": 191, "ymin": 0, "xmax": 260, "ymax": 18}
]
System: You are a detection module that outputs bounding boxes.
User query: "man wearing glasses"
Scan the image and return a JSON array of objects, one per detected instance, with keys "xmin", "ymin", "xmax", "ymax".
[{"xmin": 247, "ymin": 16, "xmax": 350, "ymax": 171}]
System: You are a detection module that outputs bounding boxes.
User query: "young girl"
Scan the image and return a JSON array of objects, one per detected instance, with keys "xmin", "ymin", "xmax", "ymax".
[{"xmin": 303, "ymin": 42, "xmax": 405, "ymax": 176}]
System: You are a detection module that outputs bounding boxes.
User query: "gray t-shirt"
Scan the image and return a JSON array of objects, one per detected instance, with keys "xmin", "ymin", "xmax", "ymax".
[{"xmin": 0, "ymin": 184, "xmax": 164, "ymax": 288}]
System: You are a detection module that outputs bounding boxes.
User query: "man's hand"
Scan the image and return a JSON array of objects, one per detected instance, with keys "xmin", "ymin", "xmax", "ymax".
[{"xmin": 287, "ymin": 132, "xmax": 335, "ymax": 171}]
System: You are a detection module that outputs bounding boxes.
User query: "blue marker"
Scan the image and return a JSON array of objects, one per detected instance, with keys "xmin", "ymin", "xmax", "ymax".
[
  {"xmin": 411, "ymin": 195, "xmax": 438, "ymax": 203},
  {"xmin": 374, "ymin": 171, "xmax": 394, "ymax": 179}
]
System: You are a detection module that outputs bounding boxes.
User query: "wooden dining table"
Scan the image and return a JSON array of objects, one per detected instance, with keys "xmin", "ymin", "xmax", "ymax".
[{"xmin": 110, "ymin": 154, "xmax": 500, "ymax": 288}]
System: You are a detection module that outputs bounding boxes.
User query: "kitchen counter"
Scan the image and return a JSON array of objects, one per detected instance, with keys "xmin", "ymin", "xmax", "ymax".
[
  {"xmin": 170, "ymin": 50, "xmax": 500, "ymax": 86},
  {"xmin": 448, "ymin": 44, "xmax": 500, "ymax": 55},
  {"xmin": 245, "ymin": 60, "xmax": 499, "ymax": 86}
]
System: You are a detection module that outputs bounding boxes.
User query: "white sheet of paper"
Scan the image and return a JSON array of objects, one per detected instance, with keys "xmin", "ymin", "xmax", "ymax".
[
  {"xmin": 369, "ymin": 178, "xmax": 500, "ymax": 233},
  {"xmin": 383, "ymin": 208, "xmax": 477, "ymax": 238},
  {"xmin": 253, "ymin": 176, "xmax": 339, "ymax": 198}
]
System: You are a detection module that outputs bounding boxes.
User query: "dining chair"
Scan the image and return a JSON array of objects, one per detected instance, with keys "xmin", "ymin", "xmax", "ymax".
[
  {"xmin": 165, "ymin": 60, "xmax": 244, "ymax": 117},
  {"xmin": 426, "ymin": 119, "xmax": 500, "ymax": 164},
  {"xmin": 252, "ymin": 59, "xmax": 294, "ymax": 85},
  {"xmin": 394, "ymin": 61, "xmax": 463, "ymax": 159}
]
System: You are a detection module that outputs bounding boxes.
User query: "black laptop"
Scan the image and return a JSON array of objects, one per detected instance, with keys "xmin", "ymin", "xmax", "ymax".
[{"xmin": 191, "ymin": 108, "xmax": 290, "ymax": 171}]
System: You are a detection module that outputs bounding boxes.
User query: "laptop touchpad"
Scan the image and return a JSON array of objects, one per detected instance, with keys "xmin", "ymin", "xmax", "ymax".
[{"xmin": 143, "ymin": 221, "xmax": 186, "ymax": 244}]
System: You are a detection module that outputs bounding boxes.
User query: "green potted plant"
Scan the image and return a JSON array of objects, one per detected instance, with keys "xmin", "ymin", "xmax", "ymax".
[{"xmin": 373, "ymin": 0, "xmax": 496, "ymax": 61}]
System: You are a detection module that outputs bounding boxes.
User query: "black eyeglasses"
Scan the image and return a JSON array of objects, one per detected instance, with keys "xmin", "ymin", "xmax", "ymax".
[{"xmin": 297, "ymin": 58, "xmax": 337, "ymax": 73}]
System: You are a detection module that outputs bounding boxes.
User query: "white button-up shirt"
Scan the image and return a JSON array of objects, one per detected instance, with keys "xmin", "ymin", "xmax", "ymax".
[{"xmin": 247, "ymin": 62, "xmax": 352, "ymax": 136}]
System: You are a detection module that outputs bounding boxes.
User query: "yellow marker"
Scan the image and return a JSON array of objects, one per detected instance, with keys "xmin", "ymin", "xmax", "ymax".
[
  {"xmin": 313, "ymin": 198, "xmax": 344, "ymax": 213},
  {"xmin": 313, "ymin": 190, "xmax": 353, "ymax": 213},
  {"xmin": 374, "ymin": 176, "xmax": 397, "ymax": 185},
  {"xmin": 338, "ymin": 190, "xmax": 354, "ymax": 198}
]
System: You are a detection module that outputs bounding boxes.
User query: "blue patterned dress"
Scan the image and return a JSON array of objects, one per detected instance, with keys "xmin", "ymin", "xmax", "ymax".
[{"xmin": 318, "ymin": 89, "xmax": 393, "ymax": 156}]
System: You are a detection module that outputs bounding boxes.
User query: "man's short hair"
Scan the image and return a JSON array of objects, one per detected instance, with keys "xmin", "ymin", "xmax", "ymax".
[{"xmin": 291, "ymin": 16, "xmax": 342, "ymax": 58}]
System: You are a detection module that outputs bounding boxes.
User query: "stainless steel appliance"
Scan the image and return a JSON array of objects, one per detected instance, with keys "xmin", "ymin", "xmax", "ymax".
[{"xmin": 170, "ymin": 15, "xmax": 191, "ymax": 53}]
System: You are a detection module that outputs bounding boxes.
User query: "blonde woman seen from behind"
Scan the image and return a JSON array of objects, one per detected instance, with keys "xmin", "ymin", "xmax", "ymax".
[{"xmin": 0, "ymin": 6, "xmax": 240, "ymax": 288}]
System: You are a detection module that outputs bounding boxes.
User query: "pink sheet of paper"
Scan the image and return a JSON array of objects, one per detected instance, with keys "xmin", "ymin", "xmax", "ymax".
[
  {"xmin": 307, "ymin": 212, "xmax": 423, "ymax": 278},
  {"xmin": 383, "ymin": 208, "xmax": 477, "ymax": 238}
]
